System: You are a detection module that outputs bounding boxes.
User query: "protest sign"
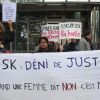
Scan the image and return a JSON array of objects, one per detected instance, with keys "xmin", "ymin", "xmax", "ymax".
[
  {"xmin": 41, "ymin": 22, "xmax": 82, "ymax": 42},
  {"xmin": 2, "ymin": 2, "xmax": 16, "ymax": 22},
  {"xmin": 41, "ymin": 24, "xmax": 60, "ymax": 42},
  {"xmin": 59, "ymin": 22, "xmax": 82, "ymax": 39}
]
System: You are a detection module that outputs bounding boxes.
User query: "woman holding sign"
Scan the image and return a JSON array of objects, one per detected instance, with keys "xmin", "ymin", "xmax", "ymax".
[{"xmin": 0, "ymin": 20, "xmax": 15, "ymax": 53}]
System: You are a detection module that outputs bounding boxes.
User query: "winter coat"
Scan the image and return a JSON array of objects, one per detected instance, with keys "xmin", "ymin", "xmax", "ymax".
[
  {"xmin": 63, "ymin": 42, "xmax": 78, "ymax": 52},
  {"xmin": 0, "ymin": 30, "xmax": 15, "ymax": 49},
  {"xmin": 78, "ymin": 37, "xmax": 91, "ymax": 51},
  {"xmin": 37, "ymin": 45, "xmax": 55, "ymax": 53}
]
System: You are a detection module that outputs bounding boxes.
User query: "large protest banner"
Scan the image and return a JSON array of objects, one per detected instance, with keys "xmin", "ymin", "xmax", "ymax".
[{"xmin": 0, "ymin": 50, "xmax": 100, "ymax": 100}]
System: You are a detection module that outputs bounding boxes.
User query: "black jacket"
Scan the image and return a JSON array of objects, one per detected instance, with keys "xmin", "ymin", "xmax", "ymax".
[
  {"xmin": 63, "ymin": 42, "xmax": 78, "ymax": 52},
  {"xmin": 0, "ymin": 30, "xmax": 15, "ymax": 49}
]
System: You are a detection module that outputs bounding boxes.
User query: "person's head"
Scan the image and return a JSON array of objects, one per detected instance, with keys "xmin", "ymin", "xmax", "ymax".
[
  {"xmin": 83, "ymin": 30, "xmax": 92, "ymax": 40},
  {"xmin": 71, "ymin": 39, "xmax": 76, "ymax": 43},
  {"xmin": 38, "ymin": 37, "xmax": 49, "ymax": 49}
]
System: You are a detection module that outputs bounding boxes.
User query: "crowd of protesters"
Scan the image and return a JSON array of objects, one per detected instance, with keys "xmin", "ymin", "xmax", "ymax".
[
  {"xmin": 0, "ymin": 22, "xmax": 92, "ymax": 53},
  {"xmin": 36, "ymin": 29, "xmax": 92, "ymax": 53}
]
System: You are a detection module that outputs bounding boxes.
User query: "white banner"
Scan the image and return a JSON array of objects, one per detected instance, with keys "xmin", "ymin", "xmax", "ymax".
[
  {"xmin": 59, "ymin": 22, "xmax": 82, "ymax": 39},
  {"xmin": 2, "ymin": 2, "xmax": 17, "ymax": 22},
  {"xmin": 41, "ymin": 24, "xmax": 60, "ymax": 42},
  {"xmin": 0, "ymin": 50, "xmax": 100, "ymax": 100}
]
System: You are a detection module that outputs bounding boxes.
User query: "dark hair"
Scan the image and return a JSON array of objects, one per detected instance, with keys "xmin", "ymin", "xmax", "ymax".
[
  {"xmin": 38, "ymin": 37, "xmax": 48, "ymax": 44},
  {"xmin": 0, "ymin": 22, "xmax": 5, "ymax": 33},
  {"xmin": 83, "ymin": 30, "xmax": 91, "ymax": 36}
]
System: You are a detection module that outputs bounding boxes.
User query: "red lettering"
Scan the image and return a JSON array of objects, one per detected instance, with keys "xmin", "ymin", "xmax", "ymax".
[
  {"xmin": 68, "ymin": 30, "xmax": 80, "ymax": 37},
  {"xmin": 62, "ymin": 82, "xmax": 77, "ymax": 91},
  {"xmin": 61, "ymin": 30, "xmax": 66, "ymax": 36}
]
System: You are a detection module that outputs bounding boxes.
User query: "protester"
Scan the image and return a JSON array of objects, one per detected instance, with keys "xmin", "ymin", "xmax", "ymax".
[
  {"xmin": 0, "ymin": 37, "xmax": 12, "ymax": 53},
  {"xmin": 78, "ymin": 30, "xmax": 92, "ymax": 51},
  {"xmin": 63, "ymin": 39, "xmax": 78, "ymax": 52},
  {"xmin": 63, "ymin": 39, "xmax": 71, "ymax": 52},
  {"xmin": 0, "ymin": 20, "xmax": 15, "ymax": 53},
  {"xmin": 0, "ymin": 38, "xmax": 5, "ymax": 53},
  {"xmin": 55, "ymin": 42, "xmax": 63, "ymax": 52},
  {"xmin": 37, "ymin": 37, "xmax": 55, "ymax": 52}
]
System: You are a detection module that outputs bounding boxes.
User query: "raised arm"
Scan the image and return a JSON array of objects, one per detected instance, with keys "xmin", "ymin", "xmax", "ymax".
[{"xmin": 8, "ymin": 20, "xmax": 14, "ymax": 32}]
